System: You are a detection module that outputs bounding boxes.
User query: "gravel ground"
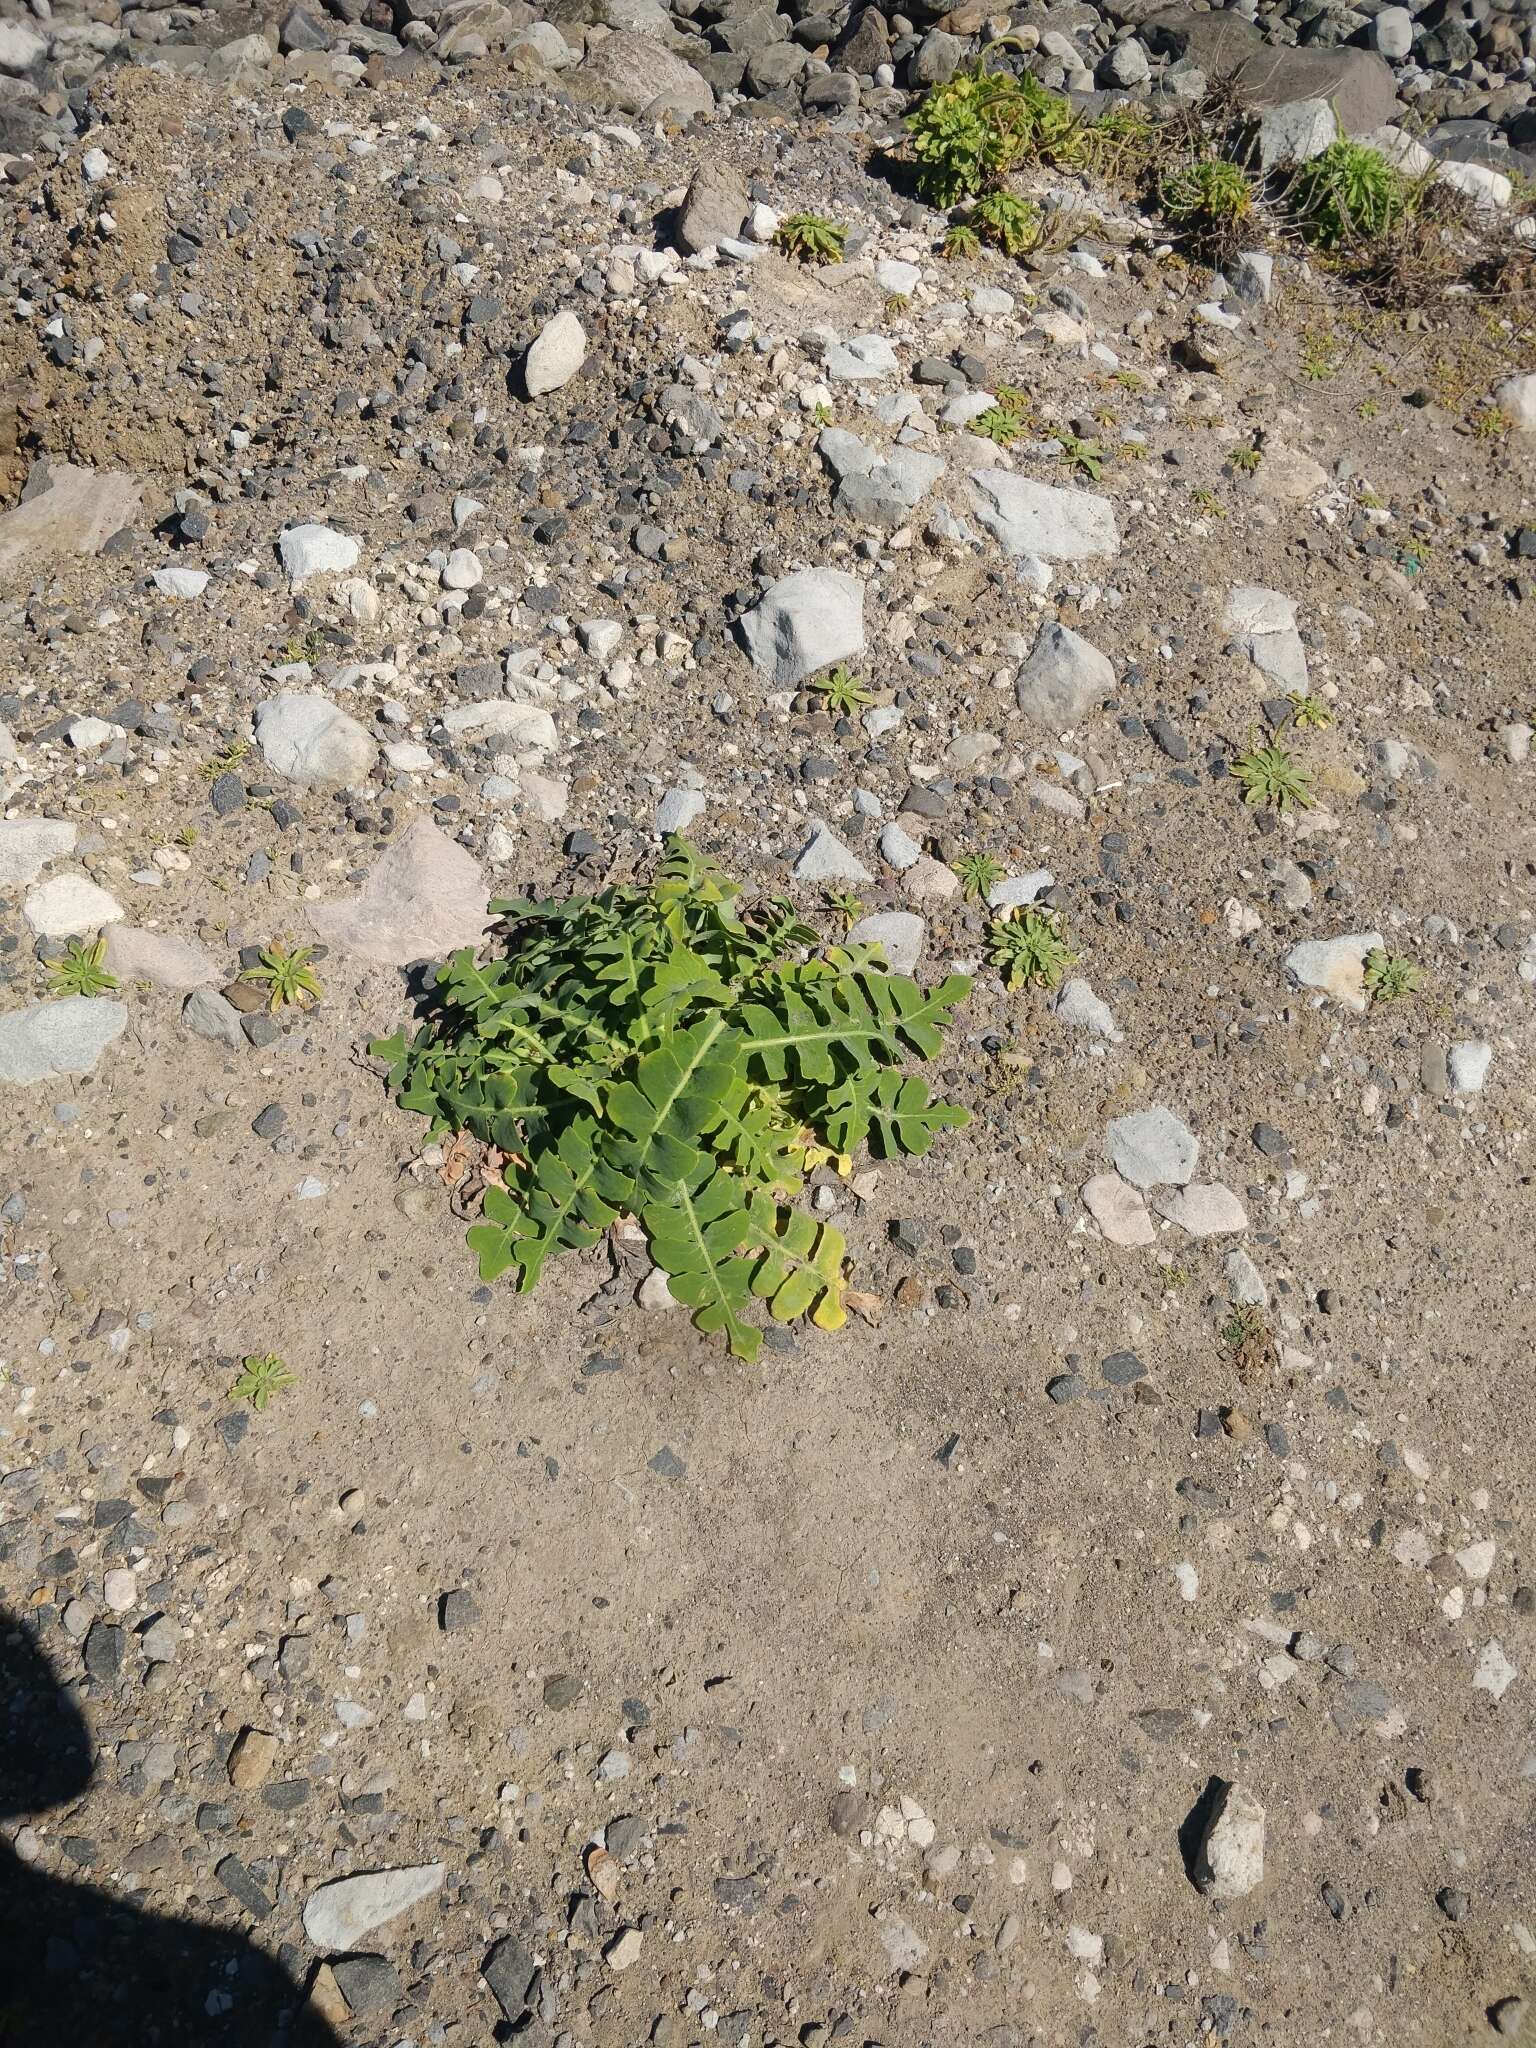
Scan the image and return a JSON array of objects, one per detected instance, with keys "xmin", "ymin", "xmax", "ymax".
[{"xmin": 1, "ymin": 21, "xmax": 1535, "ymax": 2048}]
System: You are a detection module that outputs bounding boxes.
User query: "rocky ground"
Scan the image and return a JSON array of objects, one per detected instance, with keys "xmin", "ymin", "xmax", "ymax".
[{"xmin": 3, "ymin": 3, "xmax": 1536, "ymax": 2046}]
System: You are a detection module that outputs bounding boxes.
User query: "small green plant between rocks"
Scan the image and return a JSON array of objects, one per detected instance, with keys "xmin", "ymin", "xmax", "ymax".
[
  {"xmin": 46, "ymin": 938, "xmax": 118, "ymax": 998},
  {"xmin": 1231, "ymin": 736, "xmax": 1315, "ymax": 813},
  {"xmin": 1363, "ymin": 948, "xmax": 1422, "ymax": 1002},
  {"xmin": 953, "ymin": 852, "xmax": 1005, "ymax": 902},
  {"xmin": 774, "ymin": 212, "xmax": 846, "ymax": 265},
  {"xmin": 987, "ymin": 906, "xmax": 1078, "ymax": 991},
  {"xmin": 814, "ymin": 665, "xmax": 873, "ymax": 716},
  {"xmin": 243, "ymin": 942, "xmax": 324, "ymax": 1012},
  {"xmin": 1289, "ymin": 140, "xmax": 1405, "ymax": 249},
  {"xmin": 372, "ymin": 838, "xmax": 972, "ymax": 1361}
]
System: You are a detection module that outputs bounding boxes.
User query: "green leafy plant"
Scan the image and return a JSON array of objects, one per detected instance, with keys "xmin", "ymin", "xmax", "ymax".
[
  {"xmin": 942, "ymin": 222, "xmax": 981, "ymax": 261},
  {"xmin": 905, "ymin": 59, "xmax": 1078, "ymax": 208},
  {"xmin": 201, "ymin": 737, "xmax": 249, "ymax": 781},
  {"xmin": 953, "ymin": 852, "xmax": 1005, "ymax": 902},
  {"xmin": 1159, "ymin": 158, "xmax": 1252, "ymax": 240},
  {"xmin": 973, "ymin": 403, "xmax": 1027, "ymax": 445},
  {"xmin": 371, "ymin": 838, "xmax": 972, "ymax": 1361},
  {"xmin": 825, "ymin": 890, "xmax": 864, "ymax": 929},
  {"xmin": 244, "ymin": 942, "xmax": 324, "ymax": 1012},
  {"xmin": 1289, "ymin": 140, "xmax": 1405, "ymax": 248},
  {"xmin": 228, "ymin": 1353, "xmax": 297, "ymax": 1411},
  {"xmin": 1057, "ymin": 434, "xmax": 1104, "ymax": 481},
  {"xmin": 972, "ymin": 190, "xmax": 1041, "ymax": 257},
  {"xmin": 1228, "ymin": 443, "xmax": 1263, "ymax": 475},
  {"xmin": 1363, "ymin": 948, "xmax": 1422, "ymax": 1002},
  {"xmin": 46, "ymin": 938, "xmax": 118, "ymax": 998},
  {"xmin": 1219, "ymin": 1304, "xmax": 1271, "ymax": 1366},
  {"xmin": 1471, "ymin": 404, "xmax": 1511, "ymax": 441},
  {"xmin": 1287, "ymin": 692, "xmax": 1333, "ymax": 730},
  {"xmin": 282, "ymin": 628, "xmax": 326, "ymax": 665},
  {"xmin": 810, "ymin": 400, "xmax": 833, "ymax": 427},
  {"xmin": 814, "ymin": 665, "xmax": 873, "ymax": 716},
  {"xmin": 986, "ymin": 906, "xmax": 1077, "ymax": 991},
  {"xmin": 1231, "ymin": 736, "xmax": 1314, "ymax": 814},
  {"xmin": 775, "ymin": 212, "xmax": 846, "ymax": 265}
]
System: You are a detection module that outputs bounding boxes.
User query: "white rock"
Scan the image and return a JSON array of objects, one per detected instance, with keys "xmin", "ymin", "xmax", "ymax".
[
  {"xmin": 524, "ymin": 310, "xmax": 587, "ymax": 397},
  {"xmin": 1225, "ymin": 1247, "xmax": 1269, "ymax": 1307},
  {"xmin": 102, "ymin": 926, "xmax": 218, "ymax": 992},
  {"xmin": 824, "ymin": 334, "xmax": 900, "ymax": 382},
  {"xmin": 520, "ymin": 772, "xmax": 569, "ymax": 823},
  {"xmin": 966, "ymin": 472, "xmax": 1120, "ymax": 561},
  {"xmin": 846, "ymin": 911, "xmax": 923, "ymax": 974},
  {"xmin": 67, "ymin": 718, "xmax": 113, "ymax": 752},
  {"xmin": 655, "ymin": 787, "xmax": 706, "ymax": 834},
  {"xmin": 104, "ymin": 1568, "xmax": 137, "ymax": 1613},
  {"xmin": 1496, "ymin": 373, "xmax": 1536, "ymax": 434},
  {"xmin": 1283, "ymin": 931, "xmax": 1384, "ymax": 1014},
  {"xmin": 0, "ymin": 20, "xmax": 47, "ymax": 72},
  {"xmin": 278, "ymin": 524, "xmax": 360, "ymax": 582},
  {"xmin": 1152, "ymin": 1182, "xmax": 1248, "ymax": 1236},
  {"xmin": 638, "ymin": 1266, "xmax": 681, "ymax": 1311},
  {"xmin": 307, "ymin": 819, "xmax": 492, "ymax": 967},
  {"xmin": 1472, "ymin": 1640, "xmax": 1517, "ymax": 1701},
  {"xmin": 1372, "ymin": 5, "xmax": 1412, "ymax": 58},
  {"xmin": 579, "ymin": 619, "xmax": 623, "ymax": 659},
  {"xmin": 440, "ymin": 702, "xmax": 557, "ymax": 751},
  {"xmin": 442, "ymin": 548, "xmax": 483, "ymax": 590},
  {"xmin": 0, "ymin": 997, "xmax": 127, "ymax": 1085},
  {"xmin": 1256, "ymin": 96, "xmax": 1335, "ymax": 171},
  {"xmin": 82, "ymin": 147, "xmax": 112, "ymax": 184},
  {"xmin": 1052, "ymin": 978, "xmax": 1120, "ymax": 1041},
  {"xmin": 1106, "ymin": 1106, "xmax": 1198, "ymax": 1190},
  {"xmin": 739, "ymin": 569, "xmax": 864, "ymax": 688},
  {"xmin": 1448, "ymin": 1039, "xmax": 1492, "ymax": 1094},
  {"xmin": 385, "ymin": 741, "xmax": 435, "ymax": 772},
  {"xmin": 1081, "ymin": 1172, "xmax": 1154, "ymax": 1248},
  {"xmin": 153, "ymin": 566, "xmax": 209, "ymax": 599},
  {"xmin": 792, "ymin": 823, "xmax": 871, "ymax": 885},
  {"xmin": 879, "ymin": 820, "xmax": 922, "ymax": 870},
  {"xmin": 876, "ymin": 259, "xmax": 921, "ymax": 295},
  {"xmin": 1196, "ymin": 1783, "xmax": 1266, "ymax": 1897},
  {"xmin": 302, "ymin": 1865, "xmax": 446, "ymax": 1951},
  {"xmin": 1228, "ymin": 251, "xmax": 1274, "ymax": 306},
  {"xmin": 24, "ymin": 873, "xmax": 124, "ymax": 939},
  {"xmin": 986, "ymin": 871, "xmax": 1054, "ymax": 910},
  {"xmin": 256, "ymin": 696, "xmax": 378, "ymax": 786},
  {"xmin": 0, "ymin": 819, "xmax": 77, "ymax": 886},
  {"xmin": 1225, "ymin": 585, "xmax": 1307, "ymax": 692},
  {"xmin": 1436, "ymin": 159, "xmax": 1511, "ymax": 213}
]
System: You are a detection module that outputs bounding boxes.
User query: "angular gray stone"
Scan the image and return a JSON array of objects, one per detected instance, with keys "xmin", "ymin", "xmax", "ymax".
[
  {"xmin": 24, "ymin": 874, "xmax": 123, "ymax": 940},
  {"xmin": 1224, "ymin": 586, "xmax": 1307, "ymax": 692},
  {"xmin": 524, "ymin": 310, "xmax": 587, "ymax": 398},
  {"xmin": 824, "ymin": 335, "xmax": 899, "ymax": 383},
  {"xmin": 1283, "ymin": 931, "xmax": 1384, "ymax": 1014},
  {"xmin": 0, "ymin": 462, "xmax": 143, "ymax": 589},
  {"xmin": 1194, "ymin": 1782, "xmax": 1266, "ymax": 1899},
  {"xmin": 655, "ymin": 787, "xmax": 706, "ymax": 834},
  {"xmin": 792, "ymin": 824, "xmax": 872, "ymax": 885},
  {"xmin": 578, "ymin": 31, "xmax": 711, "ymax": 116},
  {"xmin": 1255, "ymin": 96, "xmax": 1336, "ymax": 170},
  {"xmin": 1081, "ymin": 1172, "xmax": 1155, "ymax": 1248},
  {"xmin": 879, "ymin": 820, "xmax": 921, "ymax": 870},
  {"xmin": 0, "ymin": 818, "xmax": 77, "ymax": 887},
  {"xmin": 1235, "ymin": 45, "xmax": 1399, "ymax": 138},
  {"xmin": 1015, "ymin": 622, "xmax": 1115, "ymax": 729},
  {"xmin": 302, "ymin": 1864, "xmax": 446, "ymax": 1952},
  {"xmin": 1106, "ymin": 1106, "xmax": 1198, "ymax": 1190},
  {"xmin": 740, "ymin": 569, "xmax": 864, "ymax": 687},
  {"xmin": 307, "ymin": 818, "xmax": 491, "ymax": 965},
  {"xmin": 1052, "ymin": 978, "xmax": 1120, "ymax": 1041},
  {"xmin": 102, "ymin": 927, "xmax": 219, "ymax": 992},
  {"xmin": 1152, "ymin": 1183, "xmax": 1248, "ymax": 1236},
  {"xmin": 819, "ymin": 430, "xmax": 944, "ymax": 528},
  {"xmin": 966, "ymin": 472, "xmax": 1119, "ymax": 561},
  {"xmin": 183, "ymin": 989, "xmax": 246, "ymax": 1049},
  {"xmin": 255, "ymin": 696, "xmax": 378, "ymax": 786},
  {"xmin": 676, "ymin": 160, "xmax": 749, "ymax": 254},
  {"xmin": 846, "ymin": 911, "xmax": 923, "ymax": 974},
  {"xmin": 277, "ymin": 524, "xmax": 359, "ymax": 582},
  {"xmin": 0, "ymin": 998, "xmax": 128, "ymax": 1086}
]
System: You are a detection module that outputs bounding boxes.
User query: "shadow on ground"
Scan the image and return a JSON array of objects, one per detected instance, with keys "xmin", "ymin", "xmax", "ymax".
[{"xmin": 0, "ymin": 1606, "xmax": 339, "ymax": 2046}]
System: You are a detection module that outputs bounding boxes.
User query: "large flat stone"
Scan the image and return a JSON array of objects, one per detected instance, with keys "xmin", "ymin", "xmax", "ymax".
[
  {"xmin": 0, "ymin": 462, "xmax": 143, "ymax": 590},
  {"xmin": 308, "ymin": 818, "xmax": 493, "ymax": 965},
  {"xmin": 576, "ymin": 31, "xmax": 711, "ymax": 115},
  {"xmin": 0, "ymin": 818, "xmax": 77, "ymax": 887},
  {"xmin": 739, "ymin": 569, "xmax": 864, "ymax": 688},
  {"xmin": 0, "ymin": 997, "xmax": 127, "ymax": 1085},
  {"xmin": 255, "ymin": 695, "xmax": 378, "ymax": 786},
  {"xmin": 1014, "ymin": 621, "xmax": 1115, "ymax": 729},
  {"xmin": 302, "ymin": 1865, "xmax": 446, "ymax": 1952},
  {"xmin": 1235, "ymin": 46, "xmax": 1399, "ymax": 137},
  {"xmin": 966, "ymin": 472, "xmax": 1119, "ymax": 561}
]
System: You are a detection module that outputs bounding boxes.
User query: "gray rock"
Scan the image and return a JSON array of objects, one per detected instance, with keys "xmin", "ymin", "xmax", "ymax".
[
  {"xmin": 277, "ymin": 524, "xmax": 359, "ymax": 582},
  {"xmin": 1255, "ymin": 96, "xmax": 1336, "ymax": 171},
  {"xmin": 846, "ymin": 911, "xmax": 923, "ymax": 973},
  {"xmin": 524, "ymin": 310, "xmax": 587, "ymax": 398},
  {"xmin": 1236, "ymin": 45, "xmax": 1399, "ymax": 138},
  {"xmin": 824, "ymin": 335, "xmax": 899, "ymax": 383},
  {"xmin": 579, "ymin": 31, "xmax": 711, "ymax": 115},
  {"xmin": 966, "ymin": 472, "xmax": 1120, "ymax": 561},
  {"xmin": 102, "ymin": 927, "xmax": 218, "ymax": 993},
  {"xmin": 0, "ymin": 998, "xmax": 128, "ymax": 1086},
  {"xmin": 655, "ymin": 787, "xmax": 706, "ymax": 834},
  {"xmin": 792, "ymin": 823, "xmax": 872, "ymax": 885},
  {"xmin": 910, "ymin": 28, "xmax": 963, "ymax": 84},
  {"xmin": 1015, "ymin": 622, "xmax": 1115, "ymax": 729},
  {"xmin": 1228, "ymin": 251, "xmax": 1275, "ymax": 307},
  {"xmin": 307, "ymin": 818, "xmax": 491, "ymax": 965},
  {"xmin": 24, "ymin": 874, "xmax": 123, "ymax": 940},
  {"xmin": 1152, "ymin": 1182, "xmax": 1248, "ymax": 1236},
  {"xmin": 0, "ymin": 19, "xmax": 47, "ymax": 71},
  {"xmin": 183, "ymin": 989, "xmax": 246, "ymax": 1048},
  {"xmin": 0, "ymin": 461, "xmax": 143, "ymax": 588},
  {"xmin": 1106, "ymin": 1105, "xmax": 1199, "ymax": 1190},
  {"xmin": 819, "ymin": 429, "xmax": 944, "ymax": 528},
  {"xmin": 483, "ymin": 1934, "xmax": 540, "ymax": 2024},
  {"xmin": 0, "ymin": 819, "xmax": 77, "ymax": 887},
  {"xmin": 509, "ymin": 20, "xmax": 576, "ymax": 68},
  {"xmin": 302, "ymin": 1864, "xmax": 446, "ymax": 1951},
  {"xmin": 879, "ymin": 820, "xmax": 922, "ymax": 870},
  {"xmin": 329, "ymin": 1955, "xmax": 400, "ymax": 2014},
  {"xmin": 676, "ymin": 160, "xmax": 749, "ymax": 254},
  {"xmin": 1495, "ymin": 374, "xmax": 1536, "ymax": 434},
  {"xmin": 740, "ymin": 569, "xmax": 864, "ymax": 687},
  {"xmin": 1225, "ymin": 1247, "xmax": 1269, "ymax": 1307},
  {"xmin": 1145, "ymin": 6, "xmax": 1262, "ymax": 79},
  {"xmin": 1225, "ymin": 586, "xmax": 1307, "ymax": 692},
  {"xmin": 1052, "ymin": 978, "xmax": 1120, "ymax": 1040},
  {"xmin": 1449, "ymin": 1040, "xmax": 1492, "ymax": 1095},
  {"xmin": 255, "ymin": 696, "xmax": 378, "ymax": 786},
  {"xmin": 1283, "ymin": 931, "xmax": 1384, "ymax": 1014}
]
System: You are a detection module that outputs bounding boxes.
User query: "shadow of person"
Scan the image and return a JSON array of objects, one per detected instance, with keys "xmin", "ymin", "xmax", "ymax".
[{"xmin": 0, "ymin": 1607, "xmax": 342, "ymax": 2046}]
